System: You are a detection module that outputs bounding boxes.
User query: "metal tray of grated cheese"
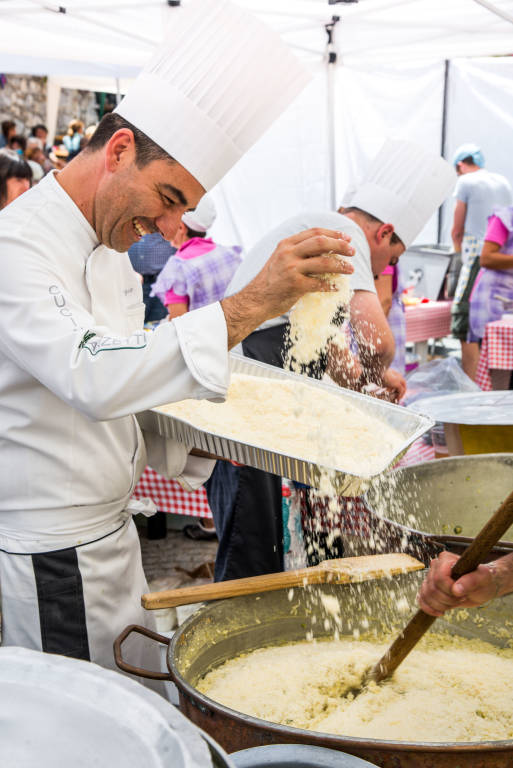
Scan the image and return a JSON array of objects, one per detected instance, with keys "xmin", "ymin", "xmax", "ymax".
[{"xmin": 138, "ymin": 354, "xmax": 434, "ymax": 496}]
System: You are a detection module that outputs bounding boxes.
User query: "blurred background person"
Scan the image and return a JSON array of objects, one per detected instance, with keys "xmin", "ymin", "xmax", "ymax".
[
  {"xmin": 31, "ymin": 124, "xmax": 50, "ymax": 155},
  {"xmin": 375, "ymin": 259, "xmax": 406, "ymax": 375},
  {"xmin": 0, "ymin": 149, "xmax": 32, "ymax": 210},
  {"xmin": 26, "ymin": 136, "xmax": 53, "ymax": 176},
  {"xmin": 8, "ymin": 134, "xmax": 26, "ymax": 156},
  {"xmin": 151, "ymin": 194, "xmax": 242, "ymax": 320},
  {"xmin": 0, "ymin": 119, "xmax": 16, "ymax": 150},
  {"xmin": 48, "ymin": 144, "xmax": 69, "ymax": 170},
  {"xmin": 468, "ymin": 205, "xmax": 513, "ymax": 389},
  {"xmin": 128, "ymin": 233, "xmax": 177, "ymax": 323},
  {"xmin": 450, "ymin": 143, "xmax": 512, "ymax": 379},
  {"xmin": 81, "ymin": 123, "xmax": 98, "ymax": 150},
  {"xmin": 63, "ymin": 119, "xmax": 85, "ymax": 160}
]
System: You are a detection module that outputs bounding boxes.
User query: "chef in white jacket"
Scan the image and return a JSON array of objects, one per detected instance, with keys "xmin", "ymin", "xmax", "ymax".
[{"xmin": 0, "ymin": 0, "xmax": 354, "ymax": 679}]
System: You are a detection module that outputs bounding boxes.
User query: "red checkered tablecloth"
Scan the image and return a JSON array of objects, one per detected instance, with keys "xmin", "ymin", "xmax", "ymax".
[
  {"xmin": 405, "ymin": 300, "xmax": 452, "ymax": 343},
  {"xmin": 475, "ymin": 320, "xmax": 513, "ymax": 391},
  {"xmin": 132, "ymin": 466, "xmax": 213, "ymax": 518},
  {"xmin": 395, "ymin": 437, "xmax": 435, "ymax": 467}
]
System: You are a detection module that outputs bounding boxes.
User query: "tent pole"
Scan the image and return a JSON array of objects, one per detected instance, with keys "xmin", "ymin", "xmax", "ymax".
[
  {"xmin": 115, "ymin": 78, "xmax": 121, "ymax": 105},
  {"xmin": 325, "ymin": 16, "xmax": 340, "ymax": 211},
  {"xmin": 437, "ymin": 59, "xmax": 450, "ymax": 244}
]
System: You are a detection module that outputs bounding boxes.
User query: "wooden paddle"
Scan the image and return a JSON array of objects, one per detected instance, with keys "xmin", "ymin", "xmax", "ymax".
[
  {"xmin": 141, "ymin": 553, "xmax": 424, "ymax": 610},
  {"xmin": 367, "ymin": 488, "xmax": 513, "ymax": 686}
]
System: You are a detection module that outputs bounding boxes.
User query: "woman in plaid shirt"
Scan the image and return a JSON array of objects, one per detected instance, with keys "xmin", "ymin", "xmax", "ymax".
[
  {"xmin": 150, "ymin": 195, "xmax": 242, "ymax": 320},
  {"xmin": 469, "ymin": 206, "xmax": 513, "ymax": 344}
]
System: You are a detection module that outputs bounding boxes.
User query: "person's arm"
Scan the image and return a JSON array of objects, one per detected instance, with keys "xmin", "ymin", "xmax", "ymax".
[
  {"xmin": 480, "ymin": 241, "xmax": 513, "ymax": 270},
  {"xmin": 326, "ymin": 291, "xmax": 396, "ymax": 391},
  {"xmin": 0, "ymin": 229, "xmax": 352, "ymax": 421},
  {"xmin": 451, "ymin": 199, "xmax": 466, "ymax": 252},
  {"xmin": 349, "ymin": 289, "xmax": 395, "ymax": 384},
  {"xmin": 221, "ymin": 228, "xmax": 354, "ymax": 349},
  {"xmin": 165, "ymin": 287, "xmax": 189, "ymax": 320},
  {"xmin": 375, "ymin": 271, "xmax": 393, "ymax": 316},
  {"xmin": 418, "ymin": 550, "xmax": 513, "ymax": 617},
  {"xmin": 167, "ymin": 302, "xmax": 188, "ymax": 320}
]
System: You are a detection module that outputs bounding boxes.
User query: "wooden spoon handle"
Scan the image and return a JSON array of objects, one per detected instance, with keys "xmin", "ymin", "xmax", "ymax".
[
  {"xmin": 369, "ymin": 488, "xmax": 513, "ymax": 685},
  {"xmin": 450, "ymin": 489, "xmax": 513, "ymax": 579},
  {"xmin": 142, "ymin": 554, "xmax": 423, "ymax": 610},
  {"xmin": 141, "ymin": 568, "xmax": 319, "ymax": 609}
]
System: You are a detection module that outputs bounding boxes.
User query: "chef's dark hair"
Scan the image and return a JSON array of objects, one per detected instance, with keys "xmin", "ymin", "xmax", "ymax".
[
  {"xmin": 85, "ymin": 113, "xmax": 174, "ymax": 168},
  {"xmin": 341, "ymin": 206, "xmax": 403, "ymax": 246},
  {"xmin": 0, "ymin": 149, "xmax": 32, "ymax": 209}
]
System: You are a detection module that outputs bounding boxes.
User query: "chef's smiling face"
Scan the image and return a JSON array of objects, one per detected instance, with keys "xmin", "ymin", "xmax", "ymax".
[{"xmin": 93, "ymin": 129, "xmax": 205, "ymax": 252}]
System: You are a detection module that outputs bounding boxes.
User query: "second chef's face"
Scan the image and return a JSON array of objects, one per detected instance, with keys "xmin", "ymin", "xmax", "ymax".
[{"xmin": 92, "ymin": 129, "xmax": 204, "ymax": 252}]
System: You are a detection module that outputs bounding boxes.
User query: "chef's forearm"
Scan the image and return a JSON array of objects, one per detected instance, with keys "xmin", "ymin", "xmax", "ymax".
[{"xmin": 221, "ymin": 290, "xmax": 270, "ymax": 349}]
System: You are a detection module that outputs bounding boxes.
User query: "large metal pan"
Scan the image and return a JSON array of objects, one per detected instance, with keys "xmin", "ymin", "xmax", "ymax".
[
  {"xmin": 115, "ymin": 572, "xmax": 513, "ymax": 767},
  {"xmin": 363, "ymin": 453, "xmax": 513, "ymax": 561}
]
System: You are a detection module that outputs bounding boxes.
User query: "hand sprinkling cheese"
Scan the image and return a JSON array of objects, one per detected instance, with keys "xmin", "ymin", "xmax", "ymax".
[{"xmin": 285, "ymin": 253, "xmax": 352, "ymax": 371}]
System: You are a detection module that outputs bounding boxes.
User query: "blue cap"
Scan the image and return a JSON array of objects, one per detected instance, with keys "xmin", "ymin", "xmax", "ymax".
[{"xmin": 452, "ymin": 143, "xmax": 484, "ymax": 168}]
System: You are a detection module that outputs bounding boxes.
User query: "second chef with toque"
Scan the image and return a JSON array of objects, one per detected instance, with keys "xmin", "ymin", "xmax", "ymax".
[
  {"xmin": 0, "ymin": 0, "xmax": 354, "ymax": 679},
  {"xmin": 210, "ymin": 139, "xmax": 457, "ymax": 583}
]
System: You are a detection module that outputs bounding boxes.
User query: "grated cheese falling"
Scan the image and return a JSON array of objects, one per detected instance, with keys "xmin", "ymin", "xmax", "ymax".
[{"xmin": 285, "ymin": 258, "xmax": 351, "ymax": 371}]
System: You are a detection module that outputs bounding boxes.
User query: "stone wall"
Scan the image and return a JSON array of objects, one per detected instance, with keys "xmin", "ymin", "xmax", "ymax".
[{"xmin": 0, "ymin": 74, "xmax": 98, "ymax": 140}]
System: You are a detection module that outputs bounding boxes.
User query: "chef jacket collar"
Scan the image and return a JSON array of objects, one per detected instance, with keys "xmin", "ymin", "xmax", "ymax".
[{"xmin": 46, "ymin": 170, "xmax": 99, "ymax": 261}]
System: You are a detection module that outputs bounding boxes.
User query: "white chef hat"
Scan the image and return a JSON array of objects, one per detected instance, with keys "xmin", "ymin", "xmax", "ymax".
[
  {"xmin": 182, "ymin": 194, "xmax": 216, "ymax": 233},
  {"xmin": 115, "ymin": 0, "xmax": 310, "ymax": 191},
  {"xmin": 345, "ymin": 139, "xmax": 456, "ymax": 248}
]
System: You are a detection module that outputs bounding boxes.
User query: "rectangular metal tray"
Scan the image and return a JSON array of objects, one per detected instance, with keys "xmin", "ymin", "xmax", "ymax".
[{"xmin": 138, "ymin": 354, "xmax": 434, "ymax": 496}]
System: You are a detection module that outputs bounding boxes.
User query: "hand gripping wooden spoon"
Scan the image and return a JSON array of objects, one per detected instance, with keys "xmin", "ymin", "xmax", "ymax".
[{"xmin": 364, "ymin": 488, "xmax": 513, "ymax": 690}]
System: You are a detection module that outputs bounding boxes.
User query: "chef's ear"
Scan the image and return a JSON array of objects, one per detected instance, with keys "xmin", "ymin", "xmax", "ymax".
[
  {"xmin": 104, "ymin": 128, "xmax": 136, "ymax": 172},
  {"xmin": 376, "ymin": 222, "xmax": 394, "ymax": 242}
]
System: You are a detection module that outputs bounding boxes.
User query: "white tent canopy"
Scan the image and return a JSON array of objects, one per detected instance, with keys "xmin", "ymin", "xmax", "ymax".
[
  {"xmin": 1, "ymin": 1, "xmax": 512, "ymax": 72},
  {"xmin": 0, "ymin": 0, "xmax": 512, "ymax": 247}
]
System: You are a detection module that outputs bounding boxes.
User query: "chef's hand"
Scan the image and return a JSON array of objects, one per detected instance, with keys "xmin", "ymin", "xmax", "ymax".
[
  {"xmin": 221, "ymin": 228, "xmax": 354, "ymax": 349},
  {"xmin": 417, "ymin": 550, "xmax": 513, "ymax": 617},
  {"xmin": 381, "ymin": 367, "xmax": 407, "ymax": 401}
]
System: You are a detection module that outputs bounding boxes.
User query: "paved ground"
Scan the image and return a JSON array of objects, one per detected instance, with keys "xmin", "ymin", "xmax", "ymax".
[{"xmin": 138, "ymin": 517, "xmax": 218, "ymax": 593}]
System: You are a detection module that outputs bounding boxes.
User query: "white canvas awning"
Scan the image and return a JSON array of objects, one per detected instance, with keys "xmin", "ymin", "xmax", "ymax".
[{"xmin": 0, "ymin": 0, "xmax": 511, "ymax": 247}]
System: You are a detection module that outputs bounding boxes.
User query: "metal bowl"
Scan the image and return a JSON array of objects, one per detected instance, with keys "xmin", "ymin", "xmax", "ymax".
[
  {"xmin": 168, "ymin": 577, "xmax": 513, "ymax": 767},
  {"xmin": 365, "ymin": 453, "xmax": 513, "ymax": 549}
]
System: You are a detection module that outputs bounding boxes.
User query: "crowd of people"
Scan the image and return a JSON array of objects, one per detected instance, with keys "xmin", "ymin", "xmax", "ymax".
[
  {"xmin": 0, "ymin": 0, "xmax": 511, "ymax": 683},
  {"xmin": 0, "ymin": 118, "xmax": 97, "ymax": 204}
]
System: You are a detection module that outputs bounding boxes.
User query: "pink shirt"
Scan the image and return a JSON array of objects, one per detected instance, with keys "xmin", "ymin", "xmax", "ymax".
[
  {"xmin": 164, "ymin": 238, "xmax": 216, "ymax": 307},
  {"xmin": 485, "ymin": 215, "xmax": 509, "ymax": 248}
]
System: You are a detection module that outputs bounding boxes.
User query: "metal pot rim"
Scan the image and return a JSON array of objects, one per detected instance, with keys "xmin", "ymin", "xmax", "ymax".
[{"xmin": 168, "ymin": 603, "xmax": 513, "ymax": 753}]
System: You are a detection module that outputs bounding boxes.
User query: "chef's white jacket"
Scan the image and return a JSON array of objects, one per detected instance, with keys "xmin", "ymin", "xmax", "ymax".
[{"xmin": 0, "ymin": 172, "xmax": 229, "ymax": 549}]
